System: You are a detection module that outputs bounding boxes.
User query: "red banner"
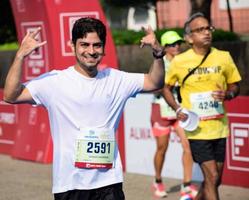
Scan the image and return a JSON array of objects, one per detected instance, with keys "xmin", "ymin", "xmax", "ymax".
[{"xmin": 222, "ymin": 96, "xmax": 249, "ymax": 188}]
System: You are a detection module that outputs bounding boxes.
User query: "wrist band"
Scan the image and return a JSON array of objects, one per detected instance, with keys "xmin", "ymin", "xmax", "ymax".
[
  {"xmin": 176, "ymin": 107, "xmax": 182, "ymax": 114},
  {"xmin": 226, "ymin": 91, "xmax": 235, "ymax": 100},
  {"xmin": 152, "ymin": 48, "xmax": 165, "ymax": 59}
]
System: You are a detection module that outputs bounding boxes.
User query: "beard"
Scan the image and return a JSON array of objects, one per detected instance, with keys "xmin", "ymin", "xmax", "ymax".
[
  {"xmin": 76, "ymin": 53, "xmax": 102, "ymax": 69},
  {"xmin": 75, "ymin": 52, "xmax": 104, "ymax": 77}
]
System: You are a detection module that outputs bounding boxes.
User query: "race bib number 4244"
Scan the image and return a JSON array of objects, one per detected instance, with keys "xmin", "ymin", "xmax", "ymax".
[{"xmin": 190, "ymin": 91, "xmax": 224, "ymax": 120}]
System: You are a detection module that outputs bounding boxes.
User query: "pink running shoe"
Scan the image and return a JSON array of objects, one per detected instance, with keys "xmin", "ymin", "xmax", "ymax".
[
  {"xmin": 179, "ymin": 193, "xmax": 193, "ymax": 200},
  {"xmin": 180, "ymin": 184, "xmax": 198, "ymax": 199},
  {"xmin": 152, "ymin": 182, "xmax": 168, "ymax": 198}
]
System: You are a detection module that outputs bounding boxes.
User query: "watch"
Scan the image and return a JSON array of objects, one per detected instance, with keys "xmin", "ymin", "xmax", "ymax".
[
  {"xmin": 152, "ymin": 48, "xmax": 165, "ymax": 59},
  {"xmin": 226, "ymin": 91, "xmax": 235, "ymax": 100}
]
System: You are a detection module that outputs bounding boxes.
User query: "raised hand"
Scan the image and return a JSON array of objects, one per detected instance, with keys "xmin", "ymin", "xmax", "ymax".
[
  {"xmin": 17, "ymin": 27, "xmax": 47, "ymax": 59},
  {"xmin": 140, "ymin": 26, "xmax": 160, "ymax": 49}
]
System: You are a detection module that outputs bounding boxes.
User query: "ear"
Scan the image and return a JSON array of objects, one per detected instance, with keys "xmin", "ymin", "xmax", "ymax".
[
  {"xmin": 69, "ymin": 40, "xmax": 76, "ymax": 55},
  {"xmin": 184, "ymin": 34, "xmax": 193, "ymax": 45}
]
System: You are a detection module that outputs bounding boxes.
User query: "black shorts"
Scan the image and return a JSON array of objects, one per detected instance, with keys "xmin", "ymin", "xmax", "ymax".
[
  {"xmin": 189, "ymin": 138, "xmax": 227, "ymax": 164},
  {"xmin": 54, "ymin": 183, "xmax": 125, "ymax": 200}
]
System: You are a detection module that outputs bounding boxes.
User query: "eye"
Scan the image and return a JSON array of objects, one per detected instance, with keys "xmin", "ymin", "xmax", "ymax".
[
  {"xmin": 93, "ymin": 43, "xmax": 103, "ymax": 49},
  {"xmin": 80, "ymin": 43, "xmax": 89, "ymax": 48}
]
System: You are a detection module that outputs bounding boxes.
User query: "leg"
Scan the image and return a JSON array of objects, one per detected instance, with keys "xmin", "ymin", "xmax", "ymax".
[
  {"xmin": 198, "ymin": 160, "xmax": 220, "ymax": 200},
  {"xmin": 216, "ymin": 162, "xmax": 224, "ymax": 187},
  {"xmin": 151, "ymin": 122, "xmax": 170, "ymax": 198},
  {"xmin": 213, "ymin": 138, "xmax": 226, "ymax": 188},
  {"xmin": 174, "ymin": 124, "xmax": 193, "ymax": 183},
  {"xmin": 174, "ymin": 124, "xmax": 198, "ymax": 199},
  {"xmin": 190, "ymin": 139, "xmax": 226, "ymax": 200},
  {"xmin": 153, "ymin": 127, "xmax": 170, "ymax": 181}
]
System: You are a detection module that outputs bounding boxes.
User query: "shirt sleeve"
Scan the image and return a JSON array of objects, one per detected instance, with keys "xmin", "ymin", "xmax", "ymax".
[
  {"xmin": 224, "ymin": 52, "xmax": 242, "ymax": 84},
  {"xmin": 24, "ymin": 70, "xmax": 58, "ymax": 107},
  {"xmin": 120, "ymin": 71, "xmax": 144, "ymax": 98}
]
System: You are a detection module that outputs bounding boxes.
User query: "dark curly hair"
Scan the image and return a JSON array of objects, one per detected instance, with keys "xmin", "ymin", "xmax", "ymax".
[{"xmin": 72, "ymin": 17, "xmax": 106, "ymax": 47}]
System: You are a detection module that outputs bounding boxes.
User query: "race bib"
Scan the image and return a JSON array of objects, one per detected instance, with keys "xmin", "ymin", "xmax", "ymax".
[
  {"xmin": 75, "ymin": 128, "xmax": 115, "ymax": 169},
  {"xmin": 190, "ymin": 91, "xmax": 224, "ymax": 120}
]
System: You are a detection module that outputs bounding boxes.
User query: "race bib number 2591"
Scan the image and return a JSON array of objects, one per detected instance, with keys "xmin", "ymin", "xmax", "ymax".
[{"xmin": 75, "ymin": 128, "xmax": 115, "ymax": 169}]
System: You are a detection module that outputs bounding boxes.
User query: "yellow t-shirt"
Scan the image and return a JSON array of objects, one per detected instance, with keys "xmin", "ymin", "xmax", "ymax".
[{"xmin": 165, "ymin": 48, "xmax": 242, "ymax": 140}]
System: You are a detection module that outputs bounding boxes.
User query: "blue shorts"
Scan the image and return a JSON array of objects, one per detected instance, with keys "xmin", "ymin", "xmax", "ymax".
[{"xmin": 189, "ymin": 138, "xmax": 227, "ymax": 164}]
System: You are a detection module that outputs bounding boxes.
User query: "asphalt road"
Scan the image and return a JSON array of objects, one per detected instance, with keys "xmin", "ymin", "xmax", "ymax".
[{"xmin": 0, "ymin": 154, "xmax": 248, "ymax": 200}]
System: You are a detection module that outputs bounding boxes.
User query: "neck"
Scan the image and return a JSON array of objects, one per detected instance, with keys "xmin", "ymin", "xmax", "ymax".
[
  {"xmin": 166, "ymin": 53, "xmax": 174, "ymax": 61},
  {"xmin": 74, "ymin": 64, "xmax": 98, "ymax": 78},
  {"xmin": 192, "ymin": 45, "xmax": 211, "ymax": 55}
]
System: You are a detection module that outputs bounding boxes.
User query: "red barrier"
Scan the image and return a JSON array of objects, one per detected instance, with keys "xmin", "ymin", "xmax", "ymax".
[
  {"xmin": 0, "ymin": 91, "xmax": 17, "ymax": 154},
  {"xmin": 0, "ymin": 0, "xmax": 119, "ymax": 163},
  {"xmin": 222, "ymin": 96, "xmax": 249, "ymax": 188},
  {"xmin": 11, "ymin": 104, "xmax": 53, "ymax": 163}
]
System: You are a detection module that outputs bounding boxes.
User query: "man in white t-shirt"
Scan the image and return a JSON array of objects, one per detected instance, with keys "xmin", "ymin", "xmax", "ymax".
[{"xmin": 3, "ymin": 17, "xmax": 165, "ymax": 200}]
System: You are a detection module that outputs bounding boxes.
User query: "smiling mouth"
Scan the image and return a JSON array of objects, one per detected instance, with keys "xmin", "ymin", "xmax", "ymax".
[{"xmin": 85, "ymin": 55, "xmax": 98, "ymax": 61}]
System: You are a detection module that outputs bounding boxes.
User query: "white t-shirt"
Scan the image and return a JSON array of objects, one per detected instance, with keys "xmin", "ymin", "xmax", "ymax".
[{"xmin": 25, "ymin": 66, "xmax": 144, "ymax": 193}]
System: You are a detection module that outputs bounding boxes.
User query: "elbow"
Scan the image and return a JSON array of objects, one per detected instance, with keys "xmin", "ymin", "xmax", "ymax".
[
  {"xmin": 150, "ymin": 80, "xmax": 164, "ymax": 92},
  {"xmin": 3, "ymin": 92, "xmax": 16, "ymax": 104},
  {"xmin": 3, "ymin": 97, "xmax": 15, "ymax": 104},
  {"xmin": 155, "ymin": 80, "xmax": 164, "ymax": 90}
]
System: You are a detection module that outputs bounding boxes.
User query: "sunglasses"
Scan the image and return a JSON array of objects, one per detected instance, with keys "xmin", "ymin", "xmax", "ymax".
[
  {"xmin": 190, "ymin": 26, "xmax": 215, "ymax": 34},
  {"xmin": 166, "ymin": 41, "xmax": 182, "ymax": 47}
]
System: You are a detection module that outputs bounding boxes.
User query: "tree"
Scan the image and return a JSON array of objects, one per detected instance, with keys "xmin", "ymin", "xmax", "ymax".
[
  {"xmin": 190, "ymin": 0, "xmax": 212, "ymax": 22},
  {"xmin": 226, "ymin": 0, "xmax": 234, "ymax": 32},
  {"xmin": 189, "ymin": 0, "xmax": 234, "ymax": 32}
]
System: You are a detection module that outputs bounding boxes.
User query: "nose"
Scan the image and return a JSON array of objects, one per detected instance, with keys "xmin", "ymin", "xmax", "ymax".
[
  {"xmin": 88, "ymin": 45, "xmax": 95, "ymax": 55},
  {"xmin": 204, "ymin": 29, "xmax": 210, "ymax": 34}
]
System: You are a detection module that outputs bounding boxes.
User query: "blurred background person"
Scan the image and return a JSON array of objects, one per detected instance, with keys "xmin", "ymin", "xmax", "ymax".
[{"xmin": 151, "ymin": 31, "xmax": 197, "ymax": 199}]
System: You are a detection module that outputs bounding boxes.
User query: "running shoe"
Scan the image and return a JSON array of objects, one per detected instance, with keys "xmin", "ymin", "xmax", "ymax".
[
  {"xmin": 180, "ymin": 184, "xmax": 198, "ymax": 199},
  {"xmin": 152, "ymin": 182, "xmax": 168, "ymax": 198},
  {"xmin": 179, "ymin": 193, "xmax": 193, "ymax": 200}
]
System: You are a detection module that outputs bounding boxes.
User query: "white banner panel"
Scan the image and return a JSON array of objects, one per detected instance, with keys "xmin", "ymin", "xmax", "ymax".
[
  {"xmin": 219, "ymin": 0, "xmax": 249, "ymax": 10},
  {"xmin": 124, "ymin": 94, "xmax": 203, "ymax": 181}
]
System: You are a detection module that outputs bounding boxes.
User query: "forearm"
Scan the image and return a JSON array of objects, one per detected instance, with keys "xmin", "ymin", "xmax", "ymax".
[
  {"xmin": 3, "ymin": 53, "xmax": 25, "ymax": 103},
  {"xmin": 162, "ymin": 85, "xmax": 180, "ymax": 111},
  {"xmin": 147, "ymin": 58, "xmax": 165, "ymax": 89}
]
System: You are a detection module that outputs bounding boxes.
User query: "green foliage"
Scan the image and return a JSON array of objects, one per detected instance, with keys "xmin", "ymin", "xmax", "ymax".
[
  {"xmin": 111, "ymin": 28, "xmax": 240, "ymax": 45},
  {"xmin": 111, "ymin": 29, "xmax": 145, "ymax": 45},
  {"xmin": 0, "ymin": 42, "xmax": 18, "ymax": 51},
  {"xmin": 212, "ymin": 28, "xmax": 240, "ymax": 42},
  {"xmin": 0, "ymin": 0, "xmax": 17, "ymax": 44}
]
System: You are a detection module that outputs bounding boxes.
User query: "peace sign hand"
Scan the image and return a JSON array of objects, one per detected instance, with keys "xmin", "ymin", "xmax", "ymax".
[{"xmin": 17, "ymin": 27, "xmax": 47, "ymax": 59}]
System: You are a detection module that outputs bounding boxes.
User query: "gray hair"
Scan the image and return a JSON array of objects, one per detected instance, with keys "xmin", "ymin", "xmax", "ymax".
[{"xmin": 184, "ymin": 12, "xmax": 205, "ymax": 35}]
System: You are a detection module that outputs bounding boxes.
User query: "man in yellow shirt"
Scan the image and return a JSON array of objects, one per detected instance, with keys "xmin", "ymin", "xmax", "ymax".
[{"xmin": 163, "ymin": 12, "xmax": 241, "ymax": 200}]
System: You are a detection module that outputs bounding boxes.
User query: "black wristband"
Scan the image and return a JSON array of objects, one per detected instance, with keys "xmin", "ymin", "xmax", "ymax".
[
  {"xmin": 225, "ymin": 91, "xmax": 235, "ymax": 100},
  {"xmin": 152, "ymin": 48, "xmax": 165, "ymax": 59}
]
